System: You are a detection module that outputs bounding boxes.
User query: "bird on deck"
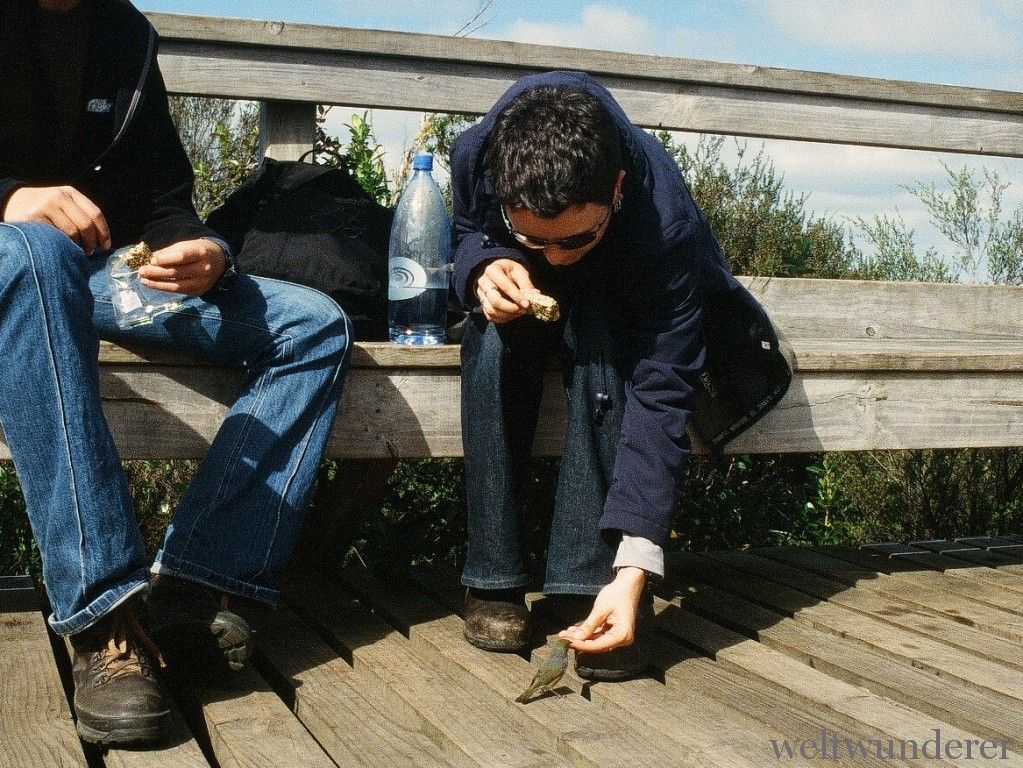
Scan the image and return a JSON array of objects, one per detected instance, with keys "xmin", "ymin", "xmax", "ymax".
[{"xmin": 515, "ymin": 638, "xmax": 571, "ymax": 703}]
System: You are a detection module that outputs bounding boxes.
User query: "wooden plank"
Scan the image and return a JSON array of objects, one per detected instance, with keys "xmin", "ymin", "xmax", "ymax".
[
  {"xmin": 528, "ymin": 589, "xmax": 918, "ymax": 768},
  {"xmin": 282, "ymin": 572, "xmax": 576, "ymax": 768},
  {"xmin": 0, "ymin": 576, "xmax": 40, "ymax": 613},
  {"xmin": 789, "ymin": 339, "xmax": 1023, "ymax": 372},
  {"xmin": 958, "ymin": 535, "xmax": 1023, "ymax": 550},
  {"xmin": 743, "ymin": 277, "xmax": 1023, "ymax": 342},
  {"xmin": 833, "ymin": 546, "xmax": 1023, "ymax": 615},
  {"xmin": 259, "ymin": 100, "xmax": 316, "ymax": 161},
  {"xmin": 670, "ymin": 581, "xmax": 1020, "ymax": 745},
  {"xmin": 661, "ymin": 653, "xmax": 933, "ymax": 768},
  {"xmin": 101, "ymin": 713, "xmax": 210, "ymax": 768},
  {"xmin": 147, "ymin": 15, "xmax": 1023, "ymax": 157},
  {"xmin": 759, "ymin": 547, "xmax": 1023, "ymax": 643},
  {"xmin": 6, "ymin": 363, "xmax": 1023, "ymax": 460},
  {"xmin": 727, "ymin": 370, "xmax": 1023, "ymax": 453},
  {"xmin": 666, "ymin": 562, "xmax": 1023, "ymax": 731},
  {"xmin": 341, "ymin": 568, "xmax": 704, "ymax": 768},
  {"xmin": 656, "ymin": 603, "xmax": 1016, "ymax": 766},
  {"xmin": 405, "ymin": 566, "xmax": 774, "ymax": 767},
  {"xmin": 90, "ymin": 277, "xmax": 1023, "ymax": 370},
  {"xmin": 670, "ymin": 553, "xmax": 1023, "ymax": 697},
  {"xmin": 905, "ymin": 541, "xmax": 1023, "ymax": 591},
  {"xmin": 94, "ymin": 340, "xmax": 462, "ymax": 368},
  {"xmin": 696, "ymin": 550, "xmax": 1023, "ymax": 672},
  {"xmin": 256, "ymin": 605, "xmax": 458, "ymax": 767},
  {"xmin": 909, "ymin": 539, "xmax": 1023, "ymax": 569},
  {"xmin": 0, "ymin": 596, "xmax": 87, "ymax": 768},
  {"xmin": 1, "ymin": 279, "xmax": 1022, "ymax": 459},
  {"xmin": 167, "ymin": 666, "xmax": 336, "ymax": 768},
  {"xmin": 147, "ymin": 15, "xmax": 1022, "ymax": 116}
]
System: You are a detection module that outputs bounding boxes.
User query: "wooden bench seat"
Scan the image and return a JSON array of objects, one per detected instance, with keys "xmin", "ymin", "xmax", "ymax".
[{"xmin": 3, "ymin": 276, "xmax": 1022, "ymax": 461}]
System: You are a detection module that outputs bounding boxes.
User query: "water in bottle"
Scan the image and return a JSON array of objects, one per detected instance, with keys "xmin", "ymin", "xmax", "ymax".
[{"xmin": 388, "ymin": 153, "xmax": 452, "ymax": 345}]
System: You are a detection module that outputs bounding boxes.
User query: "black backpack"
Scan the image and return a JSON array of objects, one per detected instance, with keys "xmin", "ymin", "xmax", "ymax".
[
  {"xmin": 691, "ymin": 285, "xmax": 792, "ymax": 451},
  {"xmin": 206, "ymin": 156, "xmax": 394, "ymax": 340}
]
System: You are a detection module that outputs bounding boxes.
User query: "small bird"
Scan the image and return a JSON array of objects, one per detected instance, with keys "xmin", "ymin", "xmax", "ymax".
[{"xmin": 515, "ymin": 638, "xmax": 570, "ymax": 703}]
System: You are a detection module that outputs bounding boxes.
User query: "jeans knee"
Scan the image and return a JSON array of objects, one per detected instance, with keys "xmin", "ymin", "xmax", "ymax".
[
  {"xmin": 0, "ymin": 223, "xmax": 87, "ymax": 284},
  {"xmin": 291, "ymin": 292, "xmax": 353, "ymax": 369}
]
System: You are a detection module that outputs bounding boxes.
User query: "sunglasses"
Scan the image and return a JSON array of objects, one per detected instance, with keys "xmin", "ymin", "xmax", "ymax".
[{"xmin": 501, "ymin": 204, "xmax": 613, "ymax": 251}]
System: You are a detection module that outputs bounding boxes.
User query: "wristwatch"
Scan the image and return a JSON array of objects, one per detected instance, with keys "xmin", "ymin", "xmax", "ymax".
[{"xmin": 206, "ymin": 237, "xmax": 238, "ymax": 290}]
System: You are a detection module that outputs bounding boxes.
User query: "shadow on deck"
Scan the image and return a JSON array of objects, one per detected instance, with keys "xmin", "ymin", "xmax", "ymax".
[{"xmin": 3, "ymin": 537, "xmax": 1022, "ymax": 767}]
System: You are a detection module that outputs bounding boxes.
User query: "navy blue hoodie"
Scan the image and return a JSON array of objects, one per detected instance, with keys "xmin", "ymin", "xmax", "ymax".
[{"xmin": 451, "ymin": 71, "xmax": 781, "ymax": 545}]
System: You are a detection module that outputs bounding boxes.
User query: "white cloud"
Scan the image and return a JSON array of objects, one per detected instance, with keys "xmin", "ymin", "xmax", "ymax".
[
  {"xmin": 760, "ymin": 0, "xmax": 1023, "ymax": 66},
  {"xmin": 503, "ymin": 4, "xmax": 663, "ymax": 54}
]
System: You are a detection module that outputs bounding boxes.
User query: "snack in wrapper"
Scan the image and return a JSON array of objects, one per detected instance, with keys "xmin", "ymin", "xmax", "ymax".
[
  {"xmin": 123, "ymin": 242, "xmax": 153, "ymax": 271},
  {"xmin": 525, "ymin": 290, "xmax": 560, "ymax": 322}
]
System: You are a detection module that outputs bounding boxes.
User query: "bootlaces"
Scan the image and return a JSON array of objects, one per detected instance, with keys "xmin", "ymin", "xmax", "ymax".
[{"xmin": 99, "ymin": 608, "xmax": 166, "ymax": 681}]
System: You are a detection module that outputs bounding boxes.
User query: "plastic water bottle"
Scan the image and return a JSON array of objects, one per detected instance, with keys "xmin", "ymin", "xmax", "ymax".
[{"xmin": 388, "ymin": 153, "xmax": 452, "ymax": 345}]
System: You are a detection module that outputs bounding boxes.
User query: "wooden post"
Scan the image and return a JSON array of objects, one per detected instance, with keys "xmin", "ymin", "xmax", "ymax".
[{"xmin": 260, "ymin": 100, "xmax": 317, "ymax": 161}]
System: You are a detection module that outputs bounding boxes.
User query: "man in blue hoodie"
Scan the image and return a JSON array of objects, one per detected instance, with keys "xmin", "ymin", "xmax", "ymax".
[
  {"xmin": 1, "ymin": 0, "xmax": 351, "ymax": 745},
  {"xmin": 451, "ymin": 71, "xmax": 788, "ymax": 679}
]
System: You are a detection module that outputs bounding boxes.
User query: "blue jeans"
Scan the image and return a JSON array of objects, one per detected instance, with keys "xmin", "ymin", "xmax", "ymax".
[
  {"xmin": 0, "ymin": 223, "xmax": 351, "ymax": 635},
  {"xmin": 459, "ymin": 289, "xmax": 627, "ymax": 596}
]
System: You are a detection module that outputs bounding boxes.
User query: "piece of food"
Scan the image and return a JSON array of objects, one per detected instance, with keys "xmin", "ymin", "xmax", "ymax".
[
  {"xmin": 123, "ymin": 242, "xmax": 153, "ymax": 271},
  {"xmin": 525, "ymin": 290, "xmax": 560, "ymax": 322}
]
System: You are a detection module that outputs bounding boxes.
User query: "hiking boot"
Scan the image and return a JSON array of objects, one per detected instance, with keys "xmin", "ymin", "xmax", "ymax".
[
  {"xmin": 70, "ymin": 602, "xmax": 169, "ymax": 745},
  {"xmin": 463, "ymin": 588, "xmax": 531, "ymax": 652},
  {"xmin": 146, "ymin": 575, "xmax": 262, "ymax": 676},
  {"xmin": 574, "ymin": 587, "xmax": 654, "ymax": 682}
]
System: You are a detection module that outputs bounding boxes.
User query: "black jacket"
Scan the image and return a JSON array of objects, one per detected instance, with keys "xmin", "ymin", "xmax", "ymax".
[
  {"xmin": 0, "ymin": 0, "xmax": 215, "ymax": 250},
  {"xmin": 451, "ymin": 71, "xmax": 789, "ymax": 544}
]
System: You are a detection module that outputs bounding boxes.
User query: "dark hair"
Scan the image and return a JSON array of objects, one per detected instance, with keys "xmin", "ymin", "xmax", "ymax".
[{"xmin": 485, "ymin": 84, "xmax": 623, "ymax": 218}]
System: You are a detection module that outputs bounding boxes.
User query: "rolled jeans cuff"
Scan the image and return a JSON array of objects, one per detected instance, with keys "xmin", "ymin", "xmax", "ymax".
[{"xmin": 49, "ymin": 569, "xmax": 151, "ymax": 637}]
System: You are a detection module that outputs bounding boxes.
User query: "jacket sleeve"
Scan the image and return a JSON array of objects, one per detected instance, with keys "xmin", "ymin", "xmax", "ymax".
[
  {"xmin": 598, "ymin": 220, "xmax": 712, "ymax": 545},
  {"xmin": 450, "ymin": 129, "xmax": 527, "ymax": 307},
  {"xmin": 133, "ymin": 54, "xmax": 219, "ymax": 250},
  {"xmin": 0, "ymin": 179, "xmax": 24, "ymax": 213}
]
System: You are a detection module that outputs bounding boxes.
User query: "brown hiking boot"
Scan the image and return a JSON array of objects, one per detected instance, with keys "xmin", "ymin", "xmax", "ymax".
[
  {"xmin": 463, "ymin": 588, "xmax": 531, "ymax": 652},
  {"xmin": 146, "ymin": 575, "xmax": 262, "ymax": 677},
  {"xmin": 70, "ymin": 602, "xmax": 169, "ymax": 745}
]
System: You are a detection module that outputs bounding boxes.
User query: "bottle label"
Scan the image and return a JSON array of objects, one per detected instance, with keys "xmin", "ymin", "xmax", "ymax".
[
  {"xmin": 389, "ymin": 256, "xmax": 428, "ymax": 300},
  {"xmin": 389, "ymin": 256, "xmax": 451, "ymax": 300}
]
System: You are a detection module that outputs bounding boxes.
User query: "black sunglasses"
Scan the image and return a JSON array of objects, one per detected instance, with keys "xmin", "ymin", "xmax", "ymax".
[{"xmin": 501, "ymin": 204, "xmax": 613, "ymax": 251}]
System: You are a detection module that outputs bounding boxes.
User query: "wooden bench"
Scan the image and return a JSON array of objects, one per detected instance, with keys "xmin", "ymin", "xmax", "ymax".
[{"xmin": 3, "ymin": 276, "xmax": 1021, "ymax": 464}]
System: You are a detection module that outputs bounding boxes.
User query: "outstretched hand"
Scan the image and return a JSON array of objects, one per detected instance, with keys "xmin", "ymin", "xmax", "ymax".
[{"xmin": 558, "ymin": 566, "xmax": 646, "ymax": 653}]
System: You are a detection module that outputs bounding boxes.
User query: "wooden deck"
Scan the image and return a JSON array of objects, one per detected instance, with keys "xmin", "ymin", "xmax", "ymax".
[{"xmin": 3, "ymin": 538, "xmax": 1023, "ymax": 767}]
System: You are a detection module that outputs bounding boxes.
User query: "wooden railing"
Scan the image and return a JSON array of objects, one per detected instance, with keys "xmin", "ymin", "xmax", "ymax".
[{"xmin": 147, "ymin": 13, "xmax": 1023, "ymax": 161}]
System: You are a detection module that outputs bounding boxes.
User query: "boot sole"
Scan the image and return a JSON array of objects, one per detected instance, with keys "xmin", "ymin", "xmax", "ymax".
[
  {"xmin": 462, "ymin": 627, "xmax": 530, "ymax": 653},
  {"xmin": 76, "ymin": 708, "xmax": 169, "ymax": 745},
  {"xmin": 574, "ymin": 661, "xmax": 647, "ymax": 681},
  {"xmin": 152, "ymin": 615, "xmax": 252, "ymax": 675}
]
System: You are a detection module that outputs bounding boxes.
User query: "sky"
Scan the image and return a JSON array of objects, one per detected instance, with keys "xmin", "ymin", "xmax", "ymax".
[{"xmin": 136, "ymin": 0, "xmax": 1023, "ymax": 267}]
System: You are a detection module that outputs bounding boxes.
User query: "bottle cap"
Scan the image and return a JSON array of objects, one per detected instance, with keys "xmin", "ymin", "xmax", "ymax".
[{"xmin": 412, "ymin": 153, "xmax": 434, "ymax": 171}]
